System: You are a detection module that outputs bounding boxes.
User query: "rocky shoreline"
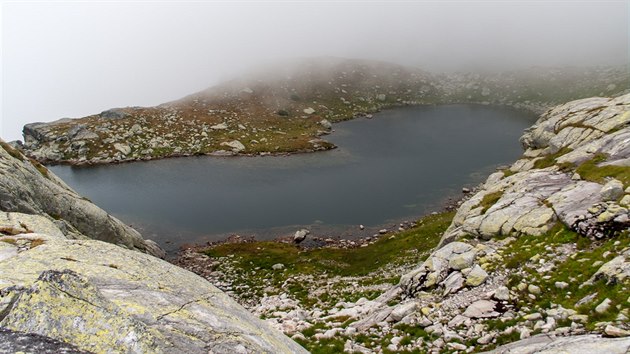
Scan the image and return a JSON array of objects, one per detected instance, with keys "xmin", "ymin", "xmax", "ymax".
[{"xmin": 16, "ymin": 59, "xmax": 629, "ymax": 166}]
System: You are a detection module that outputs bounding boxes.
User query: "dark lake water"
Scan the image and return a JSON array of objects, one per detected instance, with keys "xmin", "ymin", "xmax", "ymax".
[{"xmin": 50, "ymin": 105, "xmax": 535, "ymax": 253}]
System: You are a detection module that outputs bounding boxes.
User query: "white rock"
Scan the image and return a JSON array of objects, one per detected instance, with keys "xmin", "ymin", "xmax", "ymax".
[
  {"xmin": 601, "ymin": 179, "xmax": 624, "ymax": 201},
  {"xmin": 271, "ymin": 263, "xmax": 285, "ymax": 270},
  {"xmin": 528, "ymin": 284, "xmax": 541, "ymax": 295},
  {"xmin": 463, "ymin": 300, "xmax": 499, "ymax": 318},
  {"xmin": 595, "ymin": 298, "xmax": 612, "ymax": 314},
  {"xmin": 113, "ymin": 143, "xmax": 131, "ymax": 156},
  {"xmin": 211, "ymin": 123, "xmax": 228, "ymax": 130},
  {"xmin": 390, "ymin": 302, "xmax": 417, "ymax": 322},
  {"xmin": 220, "ymin": 140, "xmax": 245, "ymax": 152},
  {"xmin": 493, "ymin": 286, "xmax": 511, "ymax": 301},
  {"xmin": 604, "ymin": 324, "xmax": 630, "ymax": 337},
  {"xmin": 293, "ymin": 229, "xmax": 309, "ymax": 243},
  {"xmin": 555, "ymin": 281, "xmax": 569, "ymax": 289}
]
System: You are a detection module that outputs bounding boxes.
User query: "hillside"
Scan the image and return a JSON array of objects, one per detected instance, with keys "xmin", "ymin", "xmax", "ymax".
[
  {"xmin": 18, "ymin": 58, "xmax": 629, "ymax": 165},
  {"xmin": 179, "ymin": 94, "xmax": 630, "ymax": 353}
]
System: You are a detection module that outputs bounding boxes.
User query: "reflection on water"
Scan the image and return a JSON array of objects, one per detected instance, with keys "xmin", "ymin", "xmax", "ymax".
[{"xmin": 50, "ymin": 104, "xmax": 535, "ymax": 253}]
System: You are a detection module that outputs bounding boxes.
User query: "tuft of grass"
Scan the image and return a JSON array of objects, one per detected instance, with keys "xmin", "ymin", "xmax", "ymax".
[
  {"xmin": 28, "ymin": 158, "xmax": 50, "ymax": 179},
  {"xmin": 532, "ymin": 147, "xmax": 572, "ymax": 170},
  {"xmin": 0, "ymin": 237, "xmax": 17, "ymax": 245},
  {"xmin": 29, "ymin": 239, "xmax": 45, "ymax": 248},
  {"xmin": 0, "ymin": 141, "xmax": 24, "ymax": 161},
  {"xmin": 479, "ymin": 191, "xmax": 504, "ymax": 214}
]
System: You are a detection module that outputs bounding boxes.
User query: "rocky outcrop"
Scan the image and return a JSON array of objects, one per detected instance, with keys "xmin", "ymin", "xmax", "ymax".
[
  {"xmin": 327, "ymin": 94, "xmax": 630, "ymax": 352},
  {"xmin": 0, "ymin": 218, "xmax": 307, "ymax": 353},
  {"xmin": 481, "ymin": 334, "xmax": 630, "ymax": 354},
  {"xmin": 401, "ymin": 93, "xmax": 629, "ymax": 297},
  {"xmin": 0, "ymin": 141, "xmax": 164, "ymax": 257},
  {"xmin": 438, "ymin": 94, "xmax": 630, "ymax": 247}
]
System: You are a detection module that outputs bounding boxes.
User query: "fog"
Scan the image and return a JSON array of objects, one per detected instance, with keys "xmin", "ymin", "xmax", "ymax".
[{"xmin": 2, "ymin": 1, "xmax": 628, "ymax": 141}]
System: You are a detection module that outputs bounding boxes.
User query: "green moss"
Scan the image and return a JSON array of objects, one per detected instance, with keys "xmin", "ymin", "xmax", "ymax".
[
  {"xmin": 576, "ymin": 154, "xmax": 630, "ymax": 187},
  {"xmin": 502, "ymin": 169, "xmax": 516, "ymax": 178},
  {"xmin": 479, "ymin": 191, "xmax": 504, "ymax": 214},
  {"xmin": 533, "ymin": 147, "xmax": 573, "ymax": 170},
  {"xmin": 0, "ymin": 238, "xmax": 17, "ymax": 245}
]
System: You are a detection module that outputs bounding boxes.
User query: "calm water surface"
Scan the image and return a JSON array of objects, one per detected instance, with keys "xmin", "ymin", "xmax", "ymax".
[{"xmin": 50, "ymin": 105, "xmax": 535, "ymax": 253}]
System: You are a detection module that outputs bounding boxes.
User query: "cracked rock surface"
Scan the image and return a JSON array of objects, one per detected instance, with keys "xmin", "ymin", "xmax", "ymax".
[
  {"xmin": 0, "ymin": 226, "xmax": 306, "ymax": 353},
  {"xmin": 439, "ymin": 94, "xmax": 630, "ymax": 246}
]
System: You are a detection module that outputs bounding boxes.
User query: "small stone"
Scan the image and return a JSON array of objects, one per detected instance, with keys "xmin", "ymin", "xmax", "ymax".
[
  {"xmin": 568, "ymin": 314, "xmax": 589, "ymax": 323},
  {"xmin": 220, "ymin": 140, "xmax": 245, "ymax": 152},
  {"xmin": 448, "ymin": 342, "xmax": 467, "ymax": 351},
  {"xmin": 442, "ymin": 271, "xmax": 465, "ymax": 295},
  {"xmin": 528, "ymin": 284, "xmax": 541, "ymax": 295},
  {"xmin": 303, "ymin": 107, "xmax": 315, "ymax": 115},
  {"xmin": 449, "ymin": 251, "xmax": 476, "ymax": 270},
  {"xmin": 493, "ymin": 286, "xmax": 510, "ymax": 301},
  {"xmin": 477, "ymin": 333, "xmax": 494, "ymax": 345},
  {"xmin": 211, "ymin": 123, "xmax": 228, "ymax": 130},
  {"xmin": 601, "ymin": 179, "xmax": 624, "ymax": 201},
  {"xmin": 271, "ymin": 263, "xmax": 285, "ymax": 270},
  {"xmin": 523, "ymin": 312, "xmax": 542, "ymax": 321},
  {"xmin": 595, "ymin": 298, "xmax": 612, "ymax": 314},
  {"xmin": 555, "ymin": 281, "xmax": 569, "ymax": 289},
  {"xmin": 293, "ymin": 229, "xmax": 309, "ymax": 243},
  {"xmin": 466, "ymin": 265, "xmax": 488, "ymax": 287},
  {"xmin": 319, "ymin": 119, "xmax": 332, "ymax": 130},
  {"xmin": 113, "ymin": 143, "xmax": 131, "ymax": 156},
  {"xmin": 463, "ymin": 300, "xmax": 499, "ymax": 318},
  {"xmin": 576, "ymin": 292, "xmax": 598, "ymax": 306},
  {"xmin": 390, "ymin": 302, "xmax": 417, "ymax": 322},
  {"xmin": 604, "ymin": 324, "xmax": 630, "ymax": 337},
  {"xmin": 519, "ymin": 327, "xmax": 531, "ymax": 339}
]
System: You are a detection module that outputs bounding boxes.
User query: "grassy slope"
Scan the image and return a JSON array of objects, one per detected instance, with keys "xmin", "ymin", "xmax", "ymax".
[{"xmin": 205, "ymin": 212, "xmax": 453, "ymax": 307}]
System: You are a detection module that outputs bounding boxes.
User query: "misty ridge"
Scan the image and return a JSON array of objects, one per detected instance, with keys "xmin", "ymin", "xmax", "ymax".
[
  {"xmin": 3, "ymin": 1, "xmax": 628, "ymax": 142},
  {"xmin": 18, "ymin": 55, "xmax": 629, "ymax": 166}
]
